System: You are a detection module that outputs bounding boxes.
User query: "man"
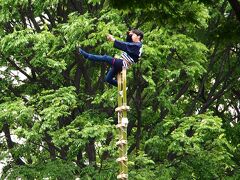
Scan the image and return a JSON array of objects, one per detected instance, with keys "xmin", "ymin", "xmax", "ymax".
[{"xmin": 79, "ymin": 29, "xmax": 143, "ymax": 86}]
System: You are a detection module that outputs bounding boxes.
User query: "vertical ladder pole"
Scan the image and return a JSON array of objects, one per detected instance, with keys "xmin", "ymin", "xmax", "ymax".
[
  {"xmin": 117, "ymin": 69, "xmax": 123, "ymax": 176},
  {"xmin": 122, "ymin": 67, "xmax": 128, "ymax": 177},
  {"xmin": 116, "ymin": 67, "xmax": 129, "ymax": 179}
]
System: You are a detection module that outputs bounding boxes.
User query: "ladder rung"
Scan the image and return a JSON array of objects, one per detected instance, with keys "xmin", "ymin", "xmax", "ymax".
[
  {"xmin": 117, "ymin": 173, "xmax": 128, "ymax": 179},
  {"xmin": 116, "ymin": 123, "xmax": 127, "ymax": 128},
  {"xmin": 116, "ymin": 140, "xmax": 127, "ymax": 146},
  {"xmin": 116, "ymin": 156, "xmax": 128, "ymax": 162},
  {"xmin": 115, "ymin": 106, "xmax": 130, "ymax": 112},
  {"xmin": 122, "ymin": 117, "xmax": 128, "ymax": 124}
]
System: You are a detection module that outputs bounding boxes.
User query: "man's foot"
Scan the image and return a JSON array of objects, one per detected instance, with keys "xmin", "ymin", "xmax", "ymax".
[{"xmin": 79, "ymin": 48, "xmax": 89, "ymax": 59}]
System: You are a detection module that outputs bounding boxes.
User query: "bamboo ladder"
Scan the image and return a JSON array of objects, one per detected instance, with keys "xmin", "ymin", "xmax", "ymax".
[{"xmin": 115, "ymin": 67, "xmax": 129, "ymax": 179}]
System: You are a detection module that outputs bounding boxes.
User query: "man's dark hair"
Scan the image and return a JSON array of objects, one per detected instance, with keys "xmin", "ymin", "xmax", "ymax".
[{"xmin": 131, "ymin": 29, "xmax": 144, "ymax": 41}]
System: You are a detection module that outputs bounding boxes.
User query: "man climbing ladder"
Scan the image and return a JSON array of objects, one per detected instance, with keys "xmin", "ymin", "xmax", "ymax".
[
  {"xmin": 79, "ymin": 29, "xmax": 143, "ymax": 86},
  {"xmin": 79, "ymin": 29, "xmax": 144, "ymax": 179}
]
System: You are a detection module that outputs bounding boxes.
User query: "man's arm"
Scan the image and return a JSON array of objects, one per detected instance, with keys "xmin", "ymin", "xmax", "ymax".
[
  {"xmin": 107, "ymin": 34, "xmax": 140, "ymax": 55},
  {"xmin": 114, "ymin": 40, "xmax": 139, "ymax": 54}
]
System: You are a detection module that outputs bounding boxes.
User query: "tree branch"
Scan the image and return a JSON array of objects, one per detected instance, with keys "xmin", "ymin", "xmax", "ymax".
[{"xmin": 228, "ymin": 0, "xmax": 240, "ymax": 22}]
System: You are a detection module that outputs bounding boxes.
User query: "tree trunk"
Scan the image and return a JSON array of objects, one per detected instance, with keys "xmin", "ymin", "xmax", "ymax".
[
  {"xmin": 85, "ymin": 138, "xmax": 96, "ymax": 165},
  {"xmin": 44, "ymin": 132, "xmax": 57, "ymax": 160}
]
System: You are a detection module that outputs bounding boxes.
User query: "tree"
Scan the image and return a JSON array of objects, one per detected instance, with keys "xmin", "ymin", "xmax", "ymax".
[{"xmin": 0, "ymin": 0, "xmax": 240, "ymax": 179}]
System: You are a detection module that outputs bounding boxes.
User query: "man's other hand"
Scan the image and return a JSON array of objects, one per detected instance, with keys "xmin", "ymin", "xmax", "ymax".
[{"xmin": 107, "ymin": 34, "xmax": 115, "ymax": 42}]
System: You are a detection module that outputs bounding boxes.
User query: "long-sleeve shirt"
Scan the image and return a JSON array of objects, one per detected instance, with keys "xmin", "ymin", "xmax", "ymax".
[{"xmin": 114, "ymin": 40, "xmax": 143, "ymax": 66}]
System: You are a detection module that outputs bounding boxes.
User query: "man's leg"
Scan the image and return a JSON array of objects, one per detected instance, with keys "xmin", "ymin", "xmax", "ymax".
[
  {"xmin": 105, "ymin": 68, "xmax": 118, "ymax": 86},
  {"xmin": 79, "ymin": 48, "xmax": 114, "ymax": 65}
]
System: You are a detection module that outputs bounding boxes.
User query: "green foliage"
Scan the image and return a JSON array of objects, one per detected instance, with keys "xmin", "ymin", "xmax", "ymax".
[
  {"xmin": 3, "ymin": 159, "xmax": 76, "ymax": 179},
  {"xmin": 143, "ymin": 29, "xmax": 208, "ymax": 79},
  {"xmin": 92, "ymin": 88, "xmax": 117, "ymax": 107},
  {"xmin": 0, "ymin": 0, "xmax": 28, "ymax": 22},
  {"xmin": 145, "ymin": 113, "xmax": 235, "ymax": 179},
  {"xmin": 30, "ymin": 86, "xmax": 77, "ymax": 131},
  {"xmin": 0, "ymin": 99, "xmax": 33, "ymax": 128},
  {"xmin": 108, "ymin": 0, "xmax": 210, "ymax": 28},
  {"xmin": 1, "ymin": 0, "xmax": 240, "ymax": 179},
  {"xmin": 128, "ymin": 153, "xmax": 156, "ymax": 179},
  {"xmin": 59, "ymin": 110, "xmax": 115, "ymax": 151}
]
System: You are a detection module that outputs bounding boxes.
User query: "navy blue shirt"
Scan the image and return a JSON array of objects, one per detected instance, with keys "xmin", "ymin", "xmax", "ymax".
[{"xmin": 114, "ymin": 40, "xmax": 143, "ymax": 63}]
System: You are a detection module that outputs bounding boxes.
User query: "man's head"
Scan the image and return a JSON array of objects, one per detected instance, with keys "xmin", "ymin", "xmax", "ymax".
[{"xmin": 126, "ymin": 29, "xmax": 144, "ymax": 43}]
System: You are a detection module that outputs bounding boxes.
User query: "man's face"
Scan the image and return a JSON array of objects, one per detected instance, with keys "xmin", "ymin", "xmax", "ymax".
[{"xmin": 129, "ymin": 31, "xmax": 141, "ymax": 42}]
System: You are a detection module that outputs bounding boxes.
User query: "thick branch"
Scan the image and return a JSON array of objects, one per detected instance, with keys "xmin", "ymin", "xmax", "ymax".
[
  {"xmin": 5, "ymin": 56, "xmax": 33, "ymax": 81},
  {"xmin": 199, "ymin": 80, "xmax": 234, "ymax": 113},
  {"xmin": 2, "ymin": 123, "xmax": 25, "ymax": 165}
]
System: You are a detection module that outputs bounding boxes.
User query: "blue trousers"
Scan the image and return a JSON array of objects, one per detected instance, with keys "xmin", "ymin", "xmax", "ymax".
[{"xmin": 85, "ymin": 53, "xmax": 124, "ymax": 86}]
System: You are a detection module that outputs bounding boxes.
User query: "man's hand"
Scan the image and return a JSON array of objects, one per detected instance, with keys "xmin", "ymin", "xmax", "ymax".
[{"xmin": 107, "ymin": 34, "xmax": 115, "ymax": 42}]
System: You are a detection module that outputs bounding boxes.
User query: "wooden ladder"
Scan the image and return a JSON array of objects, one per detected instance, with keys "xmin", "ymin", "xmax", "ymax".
[{"xmin": 115, "ymin": 67, "xmax": 129, "ymax": 180}]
